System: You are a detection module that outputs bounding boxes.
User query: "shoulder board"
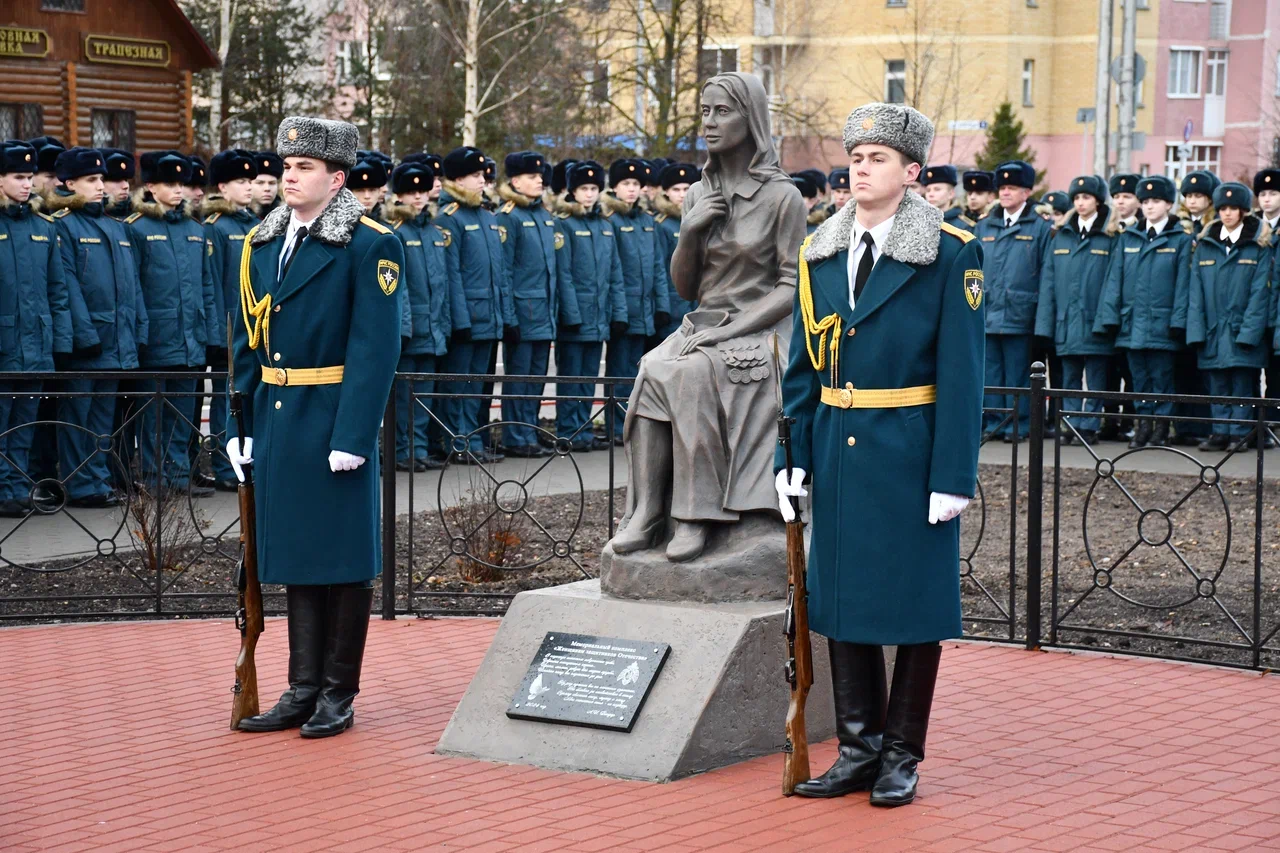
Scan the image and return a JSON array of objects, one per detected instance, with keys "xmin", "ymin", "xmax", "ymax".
[
  {"xmin": 601, "ymin": 208, "xmax": 613, "ymax": 219},
  {"xmin": 124, "ymin": 212, "xmax": 142, "ymax": 223},
  {"xmin": 654, "ymin": 213, "xmax": 667, "ymax": 223},
  {"xmin": 940, "ymin": 221, "xmax": 975, "ymax": 244},
  {"xmin": 434, "ymin": 225, "xmax": 452, "ymax": 247},
  {"xmin": 36, "ymin": 211, "xmax": 54, "ymax": 223},
  {"xmin": 204, "ymin": 212, "xmax": 222, "ymax": 225},
  {"xmin": 500, "ymin": 201, "xmax": 515, "ymax": 214},
  {"xmin": 442, "ymin": 202, "xmax": 459, "ymax": 216},
  {"xmin": 555, "ymin": 211, "xmax": 570, "ymax": 219},
  {"xmin": 52, "ymin": 208, "xmax": 70, "ymax": 218},
  {"xmin": 360, "ymin": 216, "xmax": 391, "ymax": 235}
]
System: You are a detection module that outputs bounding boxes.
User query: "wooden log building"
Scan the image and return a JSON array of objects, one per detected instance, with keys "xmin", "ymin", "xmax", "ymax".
[{"xmin": 1, "ymin": 0, "xmax": 217, "ymax": 153}]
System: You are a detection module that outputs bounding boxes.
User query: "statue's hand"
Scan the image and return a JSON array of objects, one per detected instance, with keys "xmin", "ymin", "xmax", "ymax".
[
  {"xmin": 678, "ymin": 325, "xmax": 731, "ymax": 356},
  {"xmin": 683, "ymin": 191, "xmax": 728, "ymax": 233}
]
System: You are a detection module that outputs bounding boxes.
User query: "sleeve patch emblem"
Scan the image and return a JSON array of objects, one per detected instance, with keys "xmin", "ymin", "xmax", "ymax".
[
  {"xmin": 377, "ymin": 259, "xmax": 400, "ymax": 295},
  {"xmin": 964, "ymin": 269, "xmax": 983, "ymax": 310},
  {"xmin": 554, "ymin": 232, "xmax": 565, "ymax": 250}
]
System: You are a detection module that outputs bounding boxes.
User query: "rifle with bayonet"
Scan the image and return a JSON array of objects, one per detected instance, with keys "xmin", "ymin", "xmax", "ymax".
[
  {"xmin": 228, "ymin": 320, "xmax": 263, "ymax": 730},
  {"xmin": 775, "ymin": 335, "xmax": 813, "ymax": 796}
]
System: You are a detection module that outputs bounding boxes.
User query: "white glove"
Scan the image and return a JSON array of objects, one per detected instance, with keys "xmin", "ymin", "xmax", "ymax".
[
  {"xmin": 329, "ymin": 450, "xmax": 367, "ymax": 472},
  {"xmin": 227, "ymin": 437, "xmax": 253, "ymax": 483},
  {"xmin": 775, "ymin": 468, "xmax": 808, "ymax": 523},
  {"xmin": 928, "ymin": 492, "xmax": 970, "ymax": 525}
]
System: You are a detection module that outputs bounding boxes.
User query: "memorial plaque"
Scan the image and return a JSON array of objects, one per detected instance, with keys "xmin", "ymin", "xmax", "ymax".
[{"xmin": 507, "ymin": 632, "xmax": 670, "ymax": 732}]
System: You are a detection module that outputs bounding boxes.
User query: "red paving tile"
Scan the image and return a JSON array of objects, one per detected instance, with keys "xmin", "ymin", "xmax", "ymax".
[{"xmin": 2, "ymin": 617, "xmax": 1280, "ymax": 852}]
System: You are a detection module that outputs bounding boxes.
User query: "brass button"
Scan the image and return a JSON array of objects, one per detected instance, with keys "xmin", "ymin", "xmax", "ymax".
[
  {"xmin": 273, "ymin": 353, "xmax": 281, "ymax": 362},
  {"xmin": 273, "ymin": 305, "xmax": 281, "ymax": 313},
  {"xmin": 275, "ymin": 401, "xmax": 282, "ymax": 410},
  {"xmin": 847, "ymin": 436, "xmax": 856, "ymax": 446},
  {"xmin": 847, "ymin": 327, "xmax": 856, "ymax": 337}
]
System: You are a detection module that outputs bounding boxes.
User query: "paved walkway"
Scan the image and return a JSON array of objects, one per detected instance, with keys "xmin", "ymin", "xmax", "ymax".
[{"xmin": 3, "ymin": 617, "xmax": 1278, "ymax": 852}]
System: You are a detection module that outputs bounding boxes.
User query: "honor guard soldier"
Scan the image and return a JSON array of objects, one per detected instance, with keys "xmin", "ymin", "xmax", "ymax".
[
  {"xmin": 1171, "ymin": 169, "xmax": 1220, "ymax": 444},
  {"xmin": 828, "ymin": 167, "xmax": 851, "ymax": 213},
  {"xmin": 776, "ymin": 102, "xmax": 984, "ymax": 808},
  {"xmin": 347, "ymin": 156, "xmax": 389, "ymax": 219},
  {"xmin": 1094, "ymin": 175, "xmax": 1191, "ymax": 448},
  {"xmin": 554, "ymin": 161, "xmax": 626, "ymax": 450},
  {"xmin": 203, "ymin": 149, "xmax": 261, "ymax": 490},
  {"xmin": 1180, "ymin": 170, "xmax": 1219, "ymax": 238},
  {"xmin": 27, "ymin": 136, "xmax": 65, "ymax": 205},
  {"xmin": 1035, "ymin": 175, "xmax": 1115, "ymax": 444},
  {"xmin": 1107, "ymin": 173, "xmax": 1143, "ymax": 233},
  {"xmin": 653, "ymin": 162, "xmax": 699, "ymax": 339},
  {"xmin": 48, "ymin": 147, "xmax": 147, "ymax": 507},
  {"xmin": 436, "ymin": 146, "xmax": 516, "ymax": 463},
  {"xmin": 230, "ymin": 116, "xmax": 403, "ymax": 738},
  {"xmin": 252, "ymin": 151, "xmax": 284, "ymax": 218},
  {"xmin": 603, "ymin": 158, "xmax": 670, "ymax": 441},
  {"xmin": 384, "ymin": 160, "xmax": 453, "ymax": 471},
  {"xmin": 1038, "ymin": 191, "xmax": 1072, "ymax": 229},
  {"xmin": 101, "ymin": 149, "xmax": 135, "ymax": 219},
  {"xmin": 0, "ymin": 142, "xmax": 75, "ymax": 517},
  {"xmin": 496, "ymin": 150, "xmax": 568, "ymax": 457},
  {"xmin": 921, "ymin": 165, "xmax": 966, "ymax": 230},
  {"xmin": 1098, "ymin": 173, "xmax": 1144, "ymax": 441},
  {"xmin": 792, "ymin": 171, "xmax": 827, "ymax": 235},
  {"xmin": 547, "ymin": 159, "xmax": 577, "ymax": 210},
  {"xmin": 1186, "ymin": 182, "xmax": 1271, "ymax": 450},
  {"xmin": 125, "ymin": 152, "xmax": 217, "ymax": 495},
  {"xmin": 960, "ymin": 170, "xmax": 995, "ymax": 225},
  {"xmin": 1254, "ymin": 168, "xmax": 1280, "ymax": 427},
  {"xmin": 184, "ymin": 155, "xmax": 208, "ymax": 209},
  {"xmin": 972, "ymin": 160, "xmax": 1052, "ymax": 441}
]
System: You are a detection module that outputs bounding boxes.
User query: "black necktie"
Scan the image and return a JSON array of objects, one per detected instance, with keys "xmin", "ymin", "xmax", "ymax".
[
  {"xmin": 280, "ymin": 225, "xmax": 307, "ymax": 280},
  {"xmin": 1147, "ymin": 227, "xmax": 1157, "ymax": 242},
  {"xmin": 854, "ymin": 231, "xmax": 875, "ymax": 304}
]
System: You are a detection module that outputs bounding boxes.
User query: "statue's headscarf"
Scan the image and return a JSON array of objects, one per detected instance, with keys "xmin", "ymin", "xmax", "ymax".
[{"xmin": 699, "ymin": 72, "xmax": 789, "ymax": 193}]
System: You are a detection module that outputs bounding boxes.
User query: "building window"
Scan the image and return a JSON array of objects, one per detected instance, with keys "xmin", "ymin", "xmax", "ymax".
[
  {"xmin": 885, "ymin": 59, "xmax": 906, "ymax": 104},
  {"xmin": 41, "ymin": 0, "xmax": 85, "ymax": 10},
  {"xmin": 92, "ymin": 109, "xmax": 135, "ymax": 151},
  {"xmin": 1275, "ymin": 51, "xmax": 1280, "ymax": 97},
  {"xmin": 1167, "ymin": 48, "xmax": 1202, "ymax": 97},
  {"xmin": 698, "ymin": 47, "xmax": 738, "ymax": 79},
  {"xmin": 1164, "ymin": 143, "xmax": 1221, "ymax": 183},
  {"xmin": 1022, "ymin": 60, "xmax": 1034, "ymax": 106},
  {"xmin": 0, "ymin": 104, "xmax": 43, "ymax": 140},
  {"xmin": 585, "ymin": 61, "xmax": 610, "ymax": 106},
  {"xmin": 1209, "ymin": 0, "xmax": 1229, "ymax": 40},
  {"xmin": 1206, "ymin": 49, "xmax": 1227, "ymax": 96},
  {"xmin": 886, "ymin": 0, "xmax": 906, "ymax": 6}
]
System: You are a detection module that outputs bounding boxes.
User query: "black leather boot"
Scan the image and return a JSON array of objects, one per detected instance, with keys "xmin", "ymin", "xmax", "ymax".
[
  {"xmin": 871, "ymin": 642, "xmax": 942, "ymax": 807},
  {"xmin": 793, "ymin": 641, "xmax": 887, "ymax": 798},
  {"xmin": 1148, "ymin": 421, "xmax": 1170, "ymax": 448},
  {"xmin": 1129, "ymin": 421, "xmax": 1152, "ymax": 449},
  {"xmin": 238, "ymin": 584, "xmax": 326, "ymax": 732},
  {"xmin": 301, "ymin": 583, "xmax": 373, "ymax": 738}
]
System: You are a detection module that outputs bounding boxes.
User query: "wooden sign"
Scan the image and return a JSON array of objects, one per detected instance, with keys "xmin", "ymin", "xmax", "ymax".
[
  {"xmin": 0, "ymin": 26, "xmax": 50, "ymax": 59},
  {"xmin": 84, "ymin": 35, "xmax": 170, "ymax": 68}
]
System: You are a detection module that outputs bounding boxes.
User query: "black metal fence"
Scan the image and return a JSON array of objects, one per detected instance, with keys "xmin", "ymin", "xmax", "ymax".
[{"xmin": 1, "ymin": 366, "xmax": 1277, "ymax": 671}]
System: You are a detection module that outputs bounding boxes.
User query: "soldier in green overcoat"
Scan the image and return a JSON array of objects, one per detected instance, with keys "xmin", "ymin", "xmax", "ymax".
[
  {"xmin": 776, "ymin": 103, "xmax": 985, "ymax": 807},
  {"xmin": 229, "ymin": 117, "xmax": 403, "ymax": 739}
]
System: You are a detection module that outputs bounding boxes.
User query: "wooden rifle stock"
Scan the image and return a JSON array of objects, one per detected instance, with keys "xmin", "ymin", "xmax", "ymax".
[
  {"xmin": 228, "ymin": 384, "xmax": 263, "ymax": 730},
  {"xmin": 779, "ymin": 411, "xmax": 813, "ymax": 796}
]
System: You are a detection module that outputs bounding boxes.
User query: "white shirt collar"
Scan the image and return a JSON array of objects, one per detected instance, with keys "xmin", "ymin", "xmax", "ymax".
[
  {"xmin": 1120, "ymin": 215, "xmax": 1137, "ymax": 227},
  {"xmin": 1003, "ymin": 203, "xmax": 1026, "ymax": 224},
  {"xmin": 1078, "ymin": 213, "xmax": 1097, "ymax": 234},
  {"xmin": 1222, "ymin": 222, "xmax": 1244, "ymax": 244},
  {"xmin": 852, "ymin": 213, "xmax": 895, "ymax": 252},
  {"xmin": 1147, "ymin": 216, "xmax": 1168, "ymax": 235},
  {"xmin": 287, "ymin": 209, "xmax": 315, "ymax": 235}
]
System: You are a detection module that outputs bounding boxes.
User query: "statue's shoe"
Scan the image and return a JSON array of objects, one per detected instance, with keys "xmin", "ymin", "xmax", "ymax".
[
  {"xmin": 666, "ymin": 522, "xmax": 707, "ymax": 562},
  {"xmin": 611, "ymin": 515, "xmax": 664, "ymax": 554}
]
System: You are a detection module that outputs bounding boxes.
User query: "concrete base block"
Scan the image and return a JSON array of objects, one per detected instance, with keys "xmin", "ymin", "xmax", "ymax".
[{"xmin": 436, "ymin": 579, "xmax": 836, "ymax": 781}]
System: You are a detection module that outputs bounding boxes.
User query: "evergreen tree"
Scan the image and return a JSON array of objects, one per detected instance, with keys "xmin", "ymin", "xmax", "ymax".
[{"xmin": 974, "ymin": 101, "xmax": 1047, "ymax": 190}]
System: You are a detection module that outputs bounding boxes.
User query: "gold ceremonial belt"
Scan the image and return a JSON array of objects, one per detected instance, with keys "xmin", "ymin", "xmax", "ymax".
[
  {"xmin": 819, "ymin": 383, "xmax": 937, "ymax": 409},
  {"xmin": 260, "ymin": 365, "xmax": 345, "ymax": 387}
]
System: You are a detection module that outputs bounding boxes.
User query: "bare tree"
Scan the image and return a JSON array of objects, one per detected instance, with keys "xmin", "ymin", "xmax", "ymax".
[{"xmin": 209, "ymin": 0, "xmax": 237, "ymax": 149}]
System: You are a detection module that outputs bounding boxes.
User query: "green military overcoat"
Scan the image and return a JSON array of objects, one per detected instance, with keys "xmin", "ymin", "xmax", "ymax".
[
  {"xmin": 778, "ymin": 191, "xmax": 985, "ymax": 645},
  {"xmin": 231, "ymin": 189, "xmax": 404, "ymax": 585}
]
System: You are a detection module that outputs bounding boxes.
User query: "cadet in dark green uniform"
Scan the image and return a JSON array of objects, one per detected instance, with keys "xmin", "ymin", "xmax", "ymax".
[
  {"xmin": 384, "ymin": 160, "xmax": 453, "ymax": 471},
  {"xmin": 251, "ymin": 151, "xmax": 284, "ymax": 219},
  {"xmin": 1187, "ymin": 182, "xmax": 1271, "ymax": 449},
  {"xmin": 1255, "ymin": 169, "xmax": 1280, "ymax": 428},
  {"xmin": 48, "ymin": 148, "xmax": 147, "ymax": 507},
  {"xmin": 101, "ymin": 149, "xmax": 135, "ymax": 219},
  {"xmin": 347, "ymin": 156, "xmax": 388, "ymax": 219},
  {"xmin": 792, "ymin": 171, "xmax": 826, "ymax": 235},
  {"xmin": 1094, "ymin": 175, "xmax": 1191, "ymax": 448},
  {"xmin": 777, "ymin": 103, "xmax": 984, "ymax": 808},
  {"xmin": 828, "ymin": 167, "xmax": 851, "ymax": 215},
  {"xmin": 1035, "ymin": 175, "xmax": 1115, "ymax": 443},
  {"xmin": 203, "ymin": 149, "xmax": 261, "ymax": 490},
  {"xmin": 653, "ymin": 162, "xmax": 699, "ymax": 339},
  {"xmin": 125, "ymin": 151, "xmax": 217, "ymax": 494},
  {"xmin": 0, "ymin": 141, "xmax": 74, "ymax": 516},
  {"xmin": 921, "ymin": 164, "xmax": 966, "ymax": 230},
  {"xmin": 496, "ymin": 150, "xmax": 567, "ymax": 456},
  {"xmin": 231, "ymin": 117, "xmax": 403, "ymax": 739},
  {"xmin": 1037, "ymin": 191, "xmax": 1072, "ymax": 229},
  {"xmin": 1173, "ymin": 170, "xmax": 1220, "ymax": 445},
  {"xmin": 183, "ymin": 155, "xmax": 208, "ymax": 210},
  {"xmin": 959, "ymin": 170, "xmax": 994, "ymax": 229}
]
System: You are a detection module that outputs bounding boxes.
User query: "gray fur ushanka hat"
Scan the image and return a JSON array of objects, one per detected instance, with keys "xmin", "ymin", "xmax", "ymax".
[
  {"xmin": 842, "ymin": 103, "xmax": 934, "ymax": 166},
  {"xmin": 276, "ymin": 117, "xmax": 359, "ymax": 169}
]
